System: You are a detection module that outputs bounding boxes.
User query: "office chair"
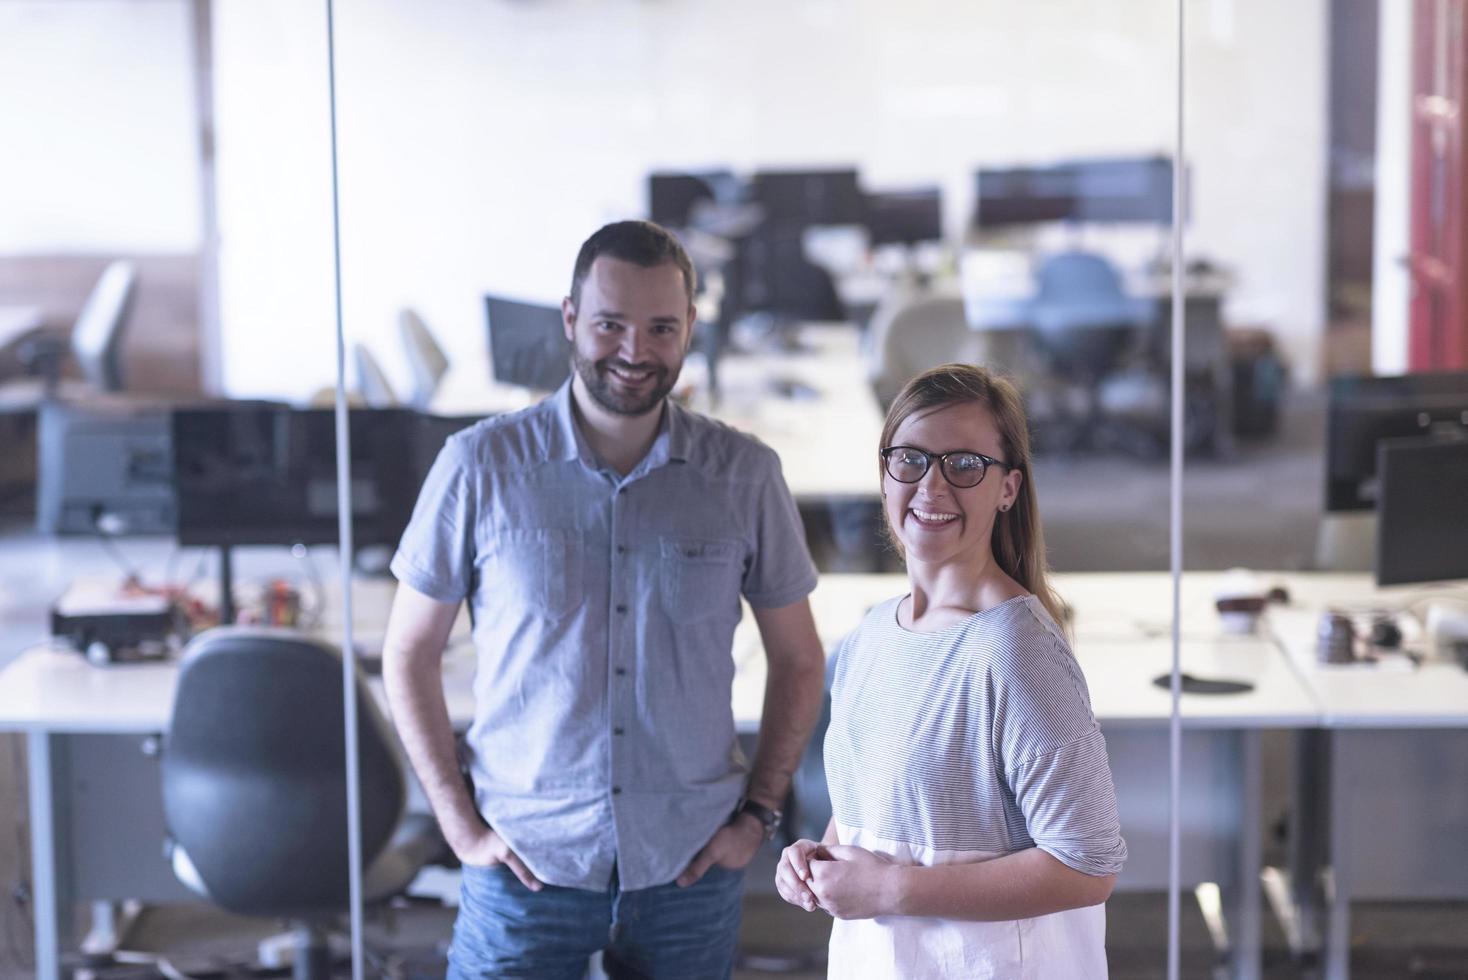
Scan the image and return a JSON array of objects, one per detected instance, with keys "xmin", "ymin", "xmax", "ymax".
[
  {"xmin": 0, "ymin": 261, "xmax": 137, "ymax": 410},
  {"xmin": 867, "ymin": 289, "xmax": 1008, "ymax": 409},
  {"xmin": 398, "ymin": 309, "xmax": 450, "ymax": 410},
  {"xmin": 353, "ymin": 343, "xmax": 399, "ymax": 408},
  {"xmin": 161, "ymin": 628, "xmax": 444, "ymax": 979},
  {"xmin": 1028, "ymin": 251, "xmax": 1149, "ymax": 452}
]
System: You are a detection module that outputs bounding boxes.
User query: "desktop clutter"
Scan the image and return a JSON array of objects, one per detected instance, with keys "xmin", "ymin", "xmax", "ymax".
[{"xmin": 49, "ymin": 574, "xmax": 313, "ymax": 666}]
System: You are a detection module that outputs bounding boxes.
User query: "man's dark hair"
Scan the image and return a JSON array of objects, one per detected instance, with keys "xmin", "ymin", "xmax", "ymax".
[{"xmin": 568, "ymin": 220, "xmax": 697, "ymax": 310}]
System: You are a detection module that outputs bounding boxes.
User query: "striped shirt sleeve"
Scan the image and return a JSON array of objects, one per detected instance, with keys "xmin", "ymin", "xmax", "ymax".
[{"xmin": 994, "ymin": 612, "xmax": 1127, "ymax": 877}]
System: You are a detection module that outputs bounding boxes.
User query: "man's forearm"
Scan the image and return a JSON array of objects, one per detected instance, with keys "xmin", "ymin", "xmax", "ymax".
[
  {"xmin": 383, "ymin": 651, "xmax": 483, "ymax": 851},
  {"xmin": 745, "ymin": 645, "xmax": 825, "ymax": 809}
]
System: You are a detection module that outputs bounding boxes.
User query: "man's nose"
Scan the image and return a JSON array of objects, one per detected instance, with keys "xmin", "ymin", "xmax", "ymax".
[{"xmin": 619, "ymin": 328, "xmax": 646, "ymax": 363}]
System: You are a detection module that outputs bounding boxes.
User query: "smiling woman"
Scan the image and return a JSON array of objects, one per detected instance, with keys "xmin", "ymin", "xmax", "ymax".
[{"xmin": 776, "ymin": 363, "xmax": 1125, "ymax": 979}]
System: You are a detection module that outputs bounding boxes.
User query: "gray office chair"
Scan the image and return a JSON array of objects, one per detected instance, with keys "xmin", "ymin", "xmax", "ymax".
[
  {"xmin": 1028, "ymin": 251, "xmax": 1150, "ymax": 451},
  {"xmin": 398, "ymin": 309, "xmax": 450, "ymax": 410},
  {"xmin": 0, "ymin": 260, "xmax": 137, "ymax": 410},
  {"xmin": 353, "ymin": 343, "xmax": 399, "ymax": 408},
  {"xmin": 867, "ymin": 290, "xmax": 986, "ymax": 409},
  {"xmin": 161, "ymin": 628, "xmax": 443, "ymax": 980}
]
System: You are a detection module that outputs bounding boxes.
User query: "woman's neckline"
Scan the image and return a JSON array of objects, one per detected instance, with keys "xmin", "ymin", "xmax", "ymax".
[{"xmin": 891, "ymin": 592, "xmax": 1032, "ymax": 636}]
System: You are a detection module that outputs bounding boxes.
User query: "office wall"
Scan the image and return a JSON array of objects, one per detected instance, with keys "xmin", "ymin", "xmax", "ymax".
[
  {"xmin": 0, "ymin": 2, "xmax": 199, "ymax": 254},
  {"xmin": 0, "ymin": 1, "xmax": 205, "ymax": 393},
  {"xmin": 212, "ymin": 0, "xmax": 1329, "ymax": 400}
]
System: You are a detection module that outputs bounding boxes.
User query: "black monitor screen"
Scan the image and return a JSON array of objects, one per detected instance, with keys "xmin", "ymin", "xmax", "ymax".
[
  {"xmin": 866, "ymin": 188, "xmax": 943, "ymax": 246},
  {"xmin": 172, "ymin": 407, "xmax": 420, "ymax": 548},
  {"xmin": 412, "ymin": 412, "xmax": 481, "ymax": 476},
  {"xmin": 1325, "ymin": 371, "xmax": 1468, "ymax": 512},
  {"xmin": 648, "ymin": 172, "xmax": 734, "ymax": 228},
  {"xmin": 1375, "ymin": 435, "xmax": 1468, "ymax": 585},
  {"xmin": 486, "ymin": 295, "xmax": 571, "ymax": 392},
  {"xmin": 974, "ymin": 156, "xmax": 1174, "ymax": 228},
  {"xmin": 751, "ymin": 169, "xmax": 866, "ymax": 228}
]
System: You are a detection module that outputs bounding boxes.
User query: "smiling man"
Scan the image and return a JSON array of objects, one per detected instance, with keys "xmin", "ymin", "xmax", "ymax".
[{"xmin": 382, "ymin": 221, "xmax": 826, "ymax": 979}]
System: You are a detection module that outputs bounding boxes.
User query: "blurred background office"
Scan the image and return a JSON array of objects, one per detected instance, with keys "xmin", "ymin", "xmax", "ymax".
[{"xmin": 2, "ymin": 0, "xmax": 1467, "ymax": 978}]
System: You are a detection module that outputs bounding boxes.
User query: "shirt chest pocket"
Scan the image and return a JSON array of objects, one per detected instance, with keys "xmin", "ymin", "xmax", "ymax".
[
  {"xmin": 659, "ymin": 536, "xmax": 744, "ymax": 624},
  {"xmin": 492, "ymin": 528, "xmax": 583, "ymax": 621}
]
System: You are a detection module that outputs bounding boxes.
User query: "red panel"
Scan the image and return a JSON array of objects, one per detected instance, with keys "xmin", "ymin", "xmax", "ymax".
[{"xmin": 1408, "ymin": 0, "xmax": 1468, "ymax": 371}]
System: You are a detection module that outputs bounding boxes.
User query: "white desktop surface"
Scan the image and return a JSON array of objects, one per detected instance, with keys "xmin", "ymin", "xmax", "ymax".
[
  {"xmin": 1268, "ymin": 604, "xmax": 1468, "ymax": 728},
  {"xmin": 728, "ymin": 572, "xmax": 1315, "ymax": 732},
  {"xmin": 1, "ymin": 570, "xmax": 1295, "ymax": 737}
]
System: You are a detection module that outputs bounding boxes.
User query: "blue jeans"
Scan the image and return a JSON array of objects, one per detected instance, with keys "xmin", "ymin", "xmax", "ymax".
[{"xmin": 446, "ymin": 863, "xmax": 745, "ymax": 980}]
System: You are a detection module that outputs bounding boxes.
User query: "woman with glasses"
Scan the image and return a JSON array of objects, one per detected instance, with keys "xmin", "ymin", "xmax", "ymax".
[{"xmin": 775, "ymin": 363, "xmax": 1126, "ymax": 978}]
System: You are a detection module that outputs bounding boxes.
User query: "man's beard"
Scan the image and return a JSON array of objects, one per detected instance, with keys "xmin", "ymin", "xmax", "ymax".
[{"xmin": 572, "ymin": 350, "xmax": 679, "ymax": 417}]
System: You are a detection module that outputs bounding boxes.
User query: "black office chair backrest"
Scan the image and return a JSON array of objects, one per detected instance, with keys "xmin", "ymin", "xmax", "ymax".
[{"xmin": 162, "ymin": 629, "xmax": 405, "ymax": 918}]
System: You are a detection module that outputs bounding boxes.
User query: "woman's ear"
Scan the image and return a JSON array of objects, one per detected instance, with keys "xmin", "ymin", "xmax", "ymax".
[{"xmin": 1002, "ymin": 467, "xmax": 1023, "ymax": 511}]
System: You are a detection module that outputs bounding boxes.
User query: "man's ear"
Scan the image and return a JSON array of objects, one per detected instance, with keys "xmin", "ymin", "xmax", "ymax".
[
  {"xmin": 561, "ymin": 297, "xmax": 576, "ymax": 343},
  {"xmin": 683, "ymin": 305, "xmax": 698, "ymax": 352}
]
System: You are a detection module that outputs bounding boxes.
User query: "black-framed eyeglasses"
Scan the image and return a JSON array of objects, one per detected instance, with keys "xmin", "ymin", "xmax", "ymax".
[{"xmin": 879, "ymin": 445, "xmax": 1013, "ymax": 489}]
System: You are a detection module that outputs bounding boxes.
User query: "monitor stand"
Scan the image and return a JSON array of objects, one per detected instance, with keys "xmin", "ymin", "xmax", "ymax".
[{"xmin": 217, "ymin": 544, "xmax": 235, "ymax": 626}]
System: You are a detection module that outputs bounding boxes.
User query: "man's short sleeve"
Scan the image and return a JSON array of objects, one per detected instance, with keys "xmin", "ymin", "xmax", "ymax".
[
  {"xmin": 390, "ymin": 435, "xmax": 476, "ymax": 604},
  {"xmin": 740, "ymin": 447, "xmax": 818, "ymax": 609}
]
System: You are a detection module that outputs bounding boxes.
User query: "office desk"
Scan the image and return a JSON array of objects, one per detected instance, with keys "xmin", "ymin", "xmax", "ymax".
[
  {"xmin": 0, "ymin": 570, "xmax": 1378, "ymax": 980},
  {"xmin": 1264, "ymin": 582, "xmax": 1468, "ymax": 980}
]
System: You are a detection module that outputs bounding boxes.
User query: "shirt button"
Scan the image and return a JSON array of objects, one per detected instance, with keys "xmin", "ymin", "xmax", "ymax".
[
  {"xmin": 615, "ymin": 604, "xmax": 627, "ymax": 614},
  {"xmin": 618, "ymin": 488, "xmax": 627, "ymax": 496},
  {"xmin": 613, "ymin": 727, "xmax": 625, "ymax": 736},
  {"xmin": 615, "ymin": 667, "xmax": 627, "ymax": 676},
  {"xmin": 612, "ymin": 786, "xmax": 622, "ymax": 795},
  {"xmin": 616, "ymin": 545, "xmax": 626, "ymax": 554}
]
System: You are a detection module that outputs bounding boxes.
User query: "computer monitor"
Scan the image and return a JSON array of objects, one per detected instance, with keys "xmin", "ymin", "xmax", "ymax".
[
  {"xmin": 1325, "ymin": 371, "xmax": 1468, "ymax": 512},
  {"xmin": 865, "ymin": 188, "xmax": 943, "ymax": 246},
  {"xmin": 412, "ymin": 412, "xmax": 481, "ymax": 476},
  {"xmin": 648, "ymin": 171, "xmax": 738, "ymax": 228},
  {"xmin": 750, "ymin": 169, "xmax": 866, "ymax": 228},
  {"xmin": 485, "ymin": 295, "xmax": 571, "ymax": 392},
  {"xmin": 973, "ymin": 156, "xmax": 1175, "ymax": 229},
  {"xmin": 1375, "ymin": 435, "xmax": 1468, "ymax": 585},
  {"xmin": 172, "ymin": 406, "xmax": 420, "ymax": 548}
]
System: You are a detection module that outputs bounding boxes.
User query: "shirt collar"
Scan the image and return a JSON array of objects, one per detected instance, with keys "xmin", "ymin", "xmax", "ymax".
[{"xmin": 550, "ymin": 378, "xmax": 692, "ymax": 472}]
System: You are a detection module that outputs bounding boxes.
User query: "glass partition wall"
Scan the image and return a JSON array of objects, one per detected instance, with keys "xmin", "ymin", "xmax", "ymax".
[{"xmin": 0, "ymin": 2, "xmax": 354, "ymax": 978}]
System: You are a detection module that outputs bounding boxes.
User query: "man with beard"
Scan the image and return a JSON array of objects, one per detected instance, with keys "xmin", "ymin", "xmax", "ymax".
[{"xmin": 382, "ymin": 221, "xmax": 826, "ymax": 979}]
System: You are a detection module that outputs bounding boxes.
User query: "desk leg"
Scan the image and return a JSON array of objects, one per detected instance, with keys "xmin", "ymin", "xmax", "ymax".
[
  {"xmin": 1324, "ymin": 730, "xmax": 1351, "ymax": 980},
  {"xmin": 1227, "ymin": 729, "xmax": 1262, "ymax": 980},
  {"xmin": 27, "ymin": 732, "xmax": 72, "ymax": 980}
]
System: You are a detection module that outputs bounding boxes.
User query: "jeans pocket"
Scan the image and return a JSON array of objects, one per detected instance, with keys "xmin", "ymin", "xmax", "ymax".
[{"xmin": 659, "ymin": 536, "xmax": 743, "ymax": 624}]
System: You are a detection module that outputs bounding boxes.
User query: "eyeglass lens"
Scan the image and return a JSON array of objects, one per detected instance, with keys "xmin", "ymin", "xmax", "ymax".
[{"xmin": 884, "ymin": 448, "xmax": 989, "ymax": 488}]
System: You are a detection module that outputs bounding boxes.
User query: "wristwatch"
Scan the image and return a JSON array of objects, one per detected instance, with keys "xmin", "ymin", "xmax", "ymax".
[{"xmin": 732, "ymin": 797, "xmax": 783, "ymax": 841}]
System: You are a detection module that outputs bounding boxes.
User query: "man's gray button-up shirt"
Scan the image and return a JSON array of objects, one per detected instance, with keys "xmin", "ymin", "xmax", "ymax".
[{"xmin": 390, "ymin": 382, "xmax": 818, "ymax": 890}]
